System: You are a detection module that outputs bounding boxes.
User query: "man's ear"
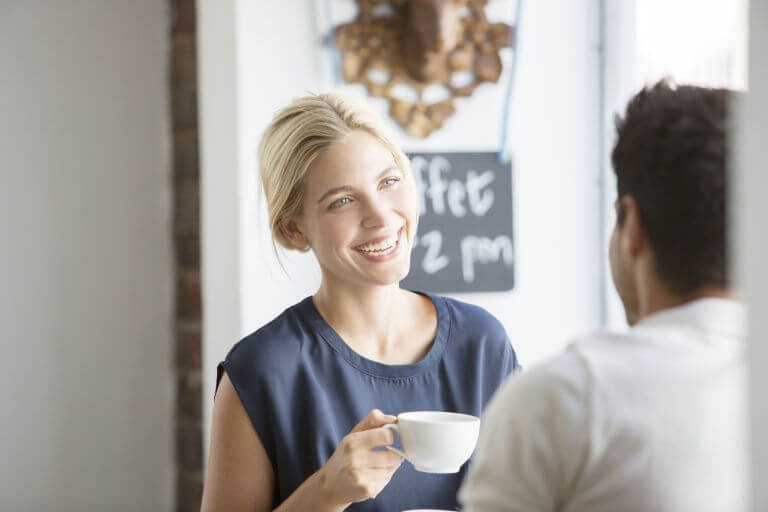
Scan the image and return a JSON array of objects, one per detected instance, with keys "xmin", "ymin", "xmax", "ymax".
[
  {"xmin": 278, "ymin": 217, "xmax": 310, "ymax": 250},
  {"xmin": 620, "ymin": 196, "xmax": 646, "ymax": 258}
]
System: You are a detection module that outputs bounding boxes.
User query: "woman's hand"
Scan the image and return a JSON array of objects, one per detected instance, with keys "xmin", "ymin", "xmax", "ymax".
[{"xmin": 315, "ymin": 409, "xmax": 404, "ymax": 508}]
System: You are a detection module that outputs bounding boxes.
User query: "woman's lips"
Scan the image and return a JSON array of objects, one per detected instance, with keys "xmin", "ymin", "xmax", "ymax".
[{"xmin": 354, "ymin": 227, "xmax": 404, "ymax": 261}]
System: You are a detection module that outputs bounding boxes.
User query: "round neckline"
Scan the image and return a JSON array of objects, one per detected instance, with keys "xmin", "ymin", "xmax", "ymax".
[{"xmin": 298, "ymin": 291, "xmax": 450, "ymax": 379}]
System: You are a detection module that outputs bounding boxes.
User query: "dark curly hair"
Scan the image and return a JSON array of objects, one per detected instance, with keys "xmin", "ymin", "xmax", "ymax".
[{"xmin": 611, "ymin": 80, "xmax": 733, "ymax": 296}]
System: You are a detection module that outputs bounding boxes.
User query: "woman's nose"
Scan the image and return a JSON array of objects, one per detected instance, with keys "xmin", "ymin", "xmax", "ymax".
[{"xmin": 361, "ymin": 199, "xmax": 395, "ymax": 229}]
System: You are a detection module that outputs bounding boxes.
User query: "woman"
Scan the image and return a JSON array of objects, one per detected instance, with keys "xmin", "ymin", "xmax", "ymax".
[{"xmin": 201, "ymin": 93, "xmax": 519, "ymax": 511}]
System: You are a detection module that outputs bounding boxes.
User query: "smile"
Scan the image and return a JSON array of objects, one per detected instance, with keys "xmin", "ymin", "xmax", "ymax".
[{"xmin": 354, "ymin": 228, "xmax": 403, "ymax": 257}]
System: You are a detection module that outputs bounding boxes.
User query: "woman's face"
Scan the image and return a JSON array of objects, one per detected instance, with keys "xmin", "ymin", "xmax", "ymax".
[{"xmin": 289, "ymin": 130, "xmax": 419, "ymax": 288}]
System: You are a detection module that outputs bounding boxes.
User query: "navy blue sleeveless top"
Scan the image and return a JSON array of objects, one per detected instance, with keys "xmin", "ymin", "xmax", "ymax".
[{"xmin": 217, "ymin": 292, "xmax": 519, "ymax": 511}]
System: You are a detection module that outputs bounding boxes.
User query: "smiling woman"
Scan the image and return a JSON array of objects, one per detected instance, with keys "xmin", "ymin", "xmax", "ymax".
[
  {"xmin": 201, "ymin": 93, "xmax": 520, "ymax": 512},
  {"xmin": 259, "ymin": 95, "xmax": 411, "ymax": 257},
  {"xmin": 281, "ymin": 129, "xmax": 418, "ymax": 287}
]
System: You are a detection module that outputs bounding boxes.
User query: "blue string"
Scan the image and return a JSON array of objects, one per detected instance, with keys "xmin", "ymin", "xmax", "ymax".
[
  {"xmin": 498, "ymin": 0, "xmax": 524, "ymax": 163},
  {"xmin": 324, "ymin": 0, "xmax": 342, "ymax": 85}
]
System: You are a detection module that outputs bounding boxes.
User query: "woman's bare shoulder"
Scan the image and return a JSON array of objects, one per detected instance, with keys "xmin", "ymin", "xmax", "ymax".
[{"xmin": 201, "ymin": 371, "xmax": 275, "ymax": 512}]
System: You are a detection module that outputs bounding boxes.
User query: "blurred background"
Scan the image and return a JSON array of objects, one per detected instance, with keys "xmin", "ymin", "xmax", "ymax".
[{"xmin": 1, "ymin": 0, "xmax": 765, "ymax": 510}]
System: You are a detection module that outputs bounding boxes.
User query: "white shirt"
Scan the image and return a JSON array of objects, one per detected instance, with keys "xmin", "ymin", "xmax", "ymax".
[{"xmin": 459, "ymin": 298, "xmax": 747, "ymax": 512}]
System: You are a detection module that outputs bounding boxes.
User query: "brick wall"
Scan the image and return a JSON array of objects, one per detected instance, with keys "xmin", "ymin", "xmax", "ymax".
[{"xmin": 170, "ymin": 0, "xmax": 203, "ymax": 510}]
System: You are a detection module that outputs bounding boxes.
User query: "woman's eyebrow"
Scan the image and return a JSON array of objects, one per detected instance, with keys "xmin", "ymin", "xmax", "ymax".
[
  {"xmin": 375, "ymin": 165, "xmax": 400, "ymax": 180},
  {"xmin": 316, "ymin": 166, "xmax": 400, "ymax": 204},
  {"xmin": 317, "ymin": 185, "xmax": 354, "ymax": 204}
]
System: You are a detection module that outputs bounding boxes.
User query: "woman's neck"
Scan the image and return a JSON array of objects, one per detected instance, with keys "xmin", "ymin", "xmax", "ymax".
[
  {"xmin": 312, "ymin": 272, "xmax": 438, "ymax": 364},
  {"xmin": 315, "ymin": 277, "xmax": 399, "ymax": 326},
  {"xmin": 312, "ymin": 277, "xmax": 415, "ymax": 357}
]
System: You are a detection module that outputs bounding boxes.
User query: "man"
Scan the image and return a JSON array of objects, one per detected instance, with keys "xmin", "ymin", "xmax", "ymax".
[{"xmin": 459, "ymin": 81, "xmax": 746, "ymax": 511}]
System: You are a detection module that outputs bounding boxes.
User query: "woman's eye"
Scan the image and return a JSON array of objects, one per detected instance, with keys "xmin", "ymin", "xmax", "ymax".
[
  {"xmin": 382, "ymin": 177, "xmax": 400, "ymax": 187},
  {"xmin": 329, "ymin": 197, "xmax": 350, "ymax": 209}
]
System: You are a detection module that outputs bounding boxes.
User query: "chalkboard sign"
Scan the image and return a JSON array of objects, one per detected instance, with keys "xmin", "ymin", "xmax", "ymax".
[{"xmin": 401, "ymin": 152, "xmax": 515, "ymax": 293}]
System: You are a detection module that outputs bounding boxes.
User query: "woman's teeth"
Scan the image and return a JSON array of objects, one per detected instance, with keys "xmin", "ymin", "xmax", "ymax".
[{"xmin": 356, "ymin": 230, "xmax": 400, "ymax": 256}]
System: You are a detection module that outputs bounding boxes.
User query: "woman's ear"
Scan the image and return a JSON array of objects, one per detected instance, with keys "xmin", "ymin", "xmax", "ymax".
[{"xmin": 278, "ymin": 217, "xmax": 310, "ymax": 250}]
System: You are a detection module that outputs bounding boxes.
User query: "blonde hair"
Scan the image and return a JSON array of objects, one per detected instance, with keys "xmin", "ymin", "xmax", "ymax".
[{"xmin": 258, "ymin": 93, "xmax": 411, "ymax": 260}]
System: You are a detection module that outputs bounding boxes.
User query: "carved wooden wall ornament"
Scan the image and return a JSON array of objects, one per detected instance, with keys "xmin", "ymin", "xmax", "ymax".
[{"xmin": 334, "ymin": 0, "xmax": 513, "ymax": 138}]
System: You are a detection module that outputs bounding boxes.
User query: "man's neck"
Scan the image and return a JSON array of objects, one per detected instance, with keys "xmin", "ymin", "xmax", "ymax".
[{"xmin": 637, "ymin": 282, "xmax": 735, "ymax": 324}]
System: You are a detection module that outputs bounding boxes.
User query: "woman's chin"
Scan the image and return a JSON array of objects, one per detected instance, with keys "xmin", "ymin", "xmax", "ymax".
[
  {"xmin": 363, "ymin": 260, "xmax": 411, "ymax": 287},
  {"xmin": 321, "ymin": 249, "xmax": 413, "ymax": 288}
]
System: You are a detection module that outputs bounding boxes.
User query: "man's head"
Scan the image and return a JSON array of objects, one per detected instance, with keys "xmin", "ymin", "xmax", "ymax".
[{"xmin": 609, "ymin": 80, "xmax": 733, "ymax": 324}]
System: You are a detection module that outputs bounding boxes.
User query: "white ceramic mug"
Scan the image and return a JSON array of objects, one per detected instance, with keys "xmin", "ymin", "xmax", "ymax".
[{"xmin": 383, "ymin": 411, "xmax": 480, "ymax": 473}]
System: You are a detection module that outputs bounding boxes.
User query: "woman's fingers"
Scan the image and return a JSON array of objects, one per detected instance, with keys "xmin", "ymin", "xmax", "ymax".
[
  {"xmin": 350, "ymin": 409, "xmax": 397, "ymax": 433},
  {"xmin": 348, "ymin": 424, "xmax": 398, "ymax": 450},
  {"xmin": 363, "ymin": 448, "xmax": 404, "ymax": 469},
  {"xmin": 340, "ymin": 427, "xmax": 403, "ymax": 467},
  {"xmin": 317, "ymin": 410, "xmax": 403, "ymax": 507}
]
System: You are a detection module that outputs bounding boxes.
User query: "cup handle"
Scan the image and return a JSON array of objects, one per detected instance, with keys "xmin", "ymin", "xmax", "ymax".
[{"xmin": 382, "ymin": 423, "xmax": 407, "ymax": 459}]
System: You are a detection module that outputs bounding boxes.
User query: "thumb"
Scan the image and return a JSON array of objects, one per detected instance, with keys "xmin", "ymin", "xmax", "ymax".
[{"xmin": 350, "ymin": 409, "xmax": 397, "ymax": 433}]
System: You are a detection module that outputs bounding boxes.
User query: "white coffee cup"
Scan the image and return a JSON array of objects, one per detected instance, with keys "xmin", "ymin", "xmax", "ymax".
[{"xmin": 383, "ymin": 411, "xmax": 480, "ymax": 473}]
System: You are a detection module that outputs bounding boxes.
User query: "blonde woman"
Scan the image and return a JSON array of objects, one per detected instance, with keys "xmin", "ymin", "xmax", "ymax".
[{"xmin": 201, "ymin": 94, "xmax": 519, "ymax": 512}]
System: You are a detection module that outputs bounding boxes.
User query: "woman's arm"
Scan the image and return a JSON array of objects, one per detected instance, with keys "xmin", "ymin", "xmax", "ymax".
[
  {"xmin": 201, "ymin": 371, "xmax": 275, "ymax": 511},
  {"xmin": 201, "ymin": 372, "xmax": 403, "ymax": 512}
]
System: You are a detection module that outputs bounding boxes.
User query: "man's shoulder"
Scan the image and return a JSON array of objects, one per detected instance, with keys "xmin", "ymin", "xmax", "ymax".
[
  {"xmin": 487, "ymin": 329, "xmax": 629, "ymax": 411},
  {"xmin": 514, "ymin": 346, "xmax": 589, "ymax": 387},
  {"xmin": 488, "ymin": 347, "xmax": 590, "ymax": 417}
]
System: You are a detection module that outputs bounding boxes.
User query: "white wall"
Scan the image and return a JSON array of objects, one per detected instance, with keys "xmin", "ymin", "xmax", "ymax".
[
  {"xmin": 200, "ymin": 0, "xmax": 603, "ymax": 445},
  {"xmin": 1, "ymin": 2, "xmax": 174, "ymax": 509},
  {"xmin": 600, "ymin": 0, "xmax": 636, "ymax": 328},
  {"xmin": 197, "ymin": 0, "xmax": 243, "ymax": 462},
  {"xmin": 738, "ymin": 0, "xmax": 768, "ymax": 508}
]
